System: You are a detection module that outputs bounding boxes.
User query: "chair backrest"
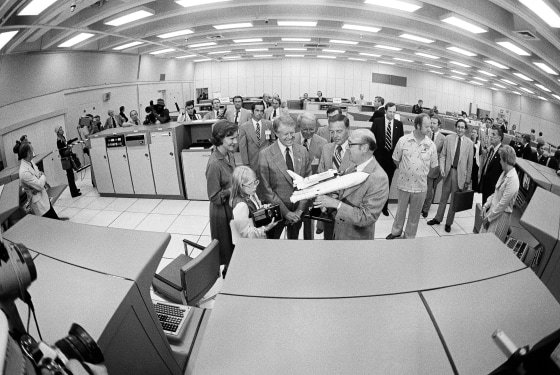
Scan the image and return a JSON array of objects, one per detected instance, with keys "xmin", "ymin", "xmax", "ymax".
[{"xmin": 180, "ymin": 239, "xmax": 220, "ymax": 306}]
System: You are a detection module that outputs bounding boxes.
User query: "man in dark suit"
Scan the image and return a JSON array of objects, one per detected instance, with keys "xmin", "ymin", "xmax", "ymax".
[
  {"xmin": 368, "ymin": 96, "xmax": 386, "ymax": 121},
  {"xmin": 259, "ymin": 116, "xmax": 311, "ymax": 239},
  {"xmin": 315, "ymin": 90, "xmax": 327, "ymax": 102},
  {"xmin": 536, "ymin": 143, "xmax": 549, "ymax": 166},
  {"xmin": 521, "ymin": 134, "xmax": 537, "ymax": 162},
  {"xmin": 412, "ymin": 99, "xmax": 424, "ymax": 114},
  {"xmin": 370, "ymin": 102, "xmax": 404, "ymax": 216},
  {"xmin": 478, "ymin": 128, "xmax": 503, "ymax": 206}
]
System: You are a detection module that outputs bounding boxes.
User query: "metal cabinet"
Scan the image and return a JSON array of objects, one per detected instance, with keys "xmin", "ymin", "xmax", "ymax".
[
  {"xmin": 89, "ymin": 137, "xmax": 114, "ymax": 194},
  {"xmin": 125, "ymin": 133, "xmax": 155, "ymax": 195},
  {"xmin": 106, "ymin": 135, "xmax": 134, "ymax": 194},
  {"xmin": 150, "ymin": 131, "xmax": 181, "ymax": 196},
  {"xmin": 181, "ymin": 149, "xmax": 211, "ymax": 200}
]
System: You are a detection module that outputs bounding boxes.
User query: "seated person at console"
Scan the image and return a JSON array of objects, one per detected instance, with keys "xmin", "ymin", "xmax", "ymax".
[
  {"xmin": 177, "ymin": 100, "xmax": 202, "ymax": 122},
  {"xmin": 229, "ymin": 166, "xmax": 278, "ymax": 243}
]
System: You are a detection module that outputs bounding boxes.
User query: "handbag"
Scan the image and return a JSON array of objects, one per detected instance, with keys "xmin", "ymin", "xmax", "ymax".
[
  {"xmin": 61, "ymin": 157, "xmax": 72, "ymax": 170},
  {"xmin": 71, "ymin": 154, "xmax": 81, "ymax": 171}
]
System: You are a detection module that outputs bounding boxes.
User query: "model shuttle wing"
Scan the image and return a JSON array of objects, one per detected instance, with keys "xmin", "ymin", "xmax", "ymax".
[
  {"xmin": 287, "ymin": 169, "xmax": 339, "ymax": 190},
  {"xmin": 289, "ymin": 172, "xmax": 369, "ymax": 203}
]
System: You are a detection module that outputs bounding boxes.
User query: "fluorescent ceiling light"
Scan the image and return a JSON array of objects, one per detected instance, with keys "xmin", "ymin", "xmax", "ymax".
[
  {"xmin": 285, "ymin": 54, "xmax": 304, "ymax": 57},
  {"xmin": 533, "ymin": 61, "xmax": 558, "ymax": 75},
  {"xmin": 277, "ymin": 21, "xmax": 317, "ymax": 27},
  {"xmin": 485, "ymin": 60, "xmax": 509, "ymax": 69},
  {"xmin": 478, "ymin": 69, "xmax": 496, "ymax": 77},
  {"xmin": 359, "ymin": 52, "xmax": 381, "ymax": 57},
  {"xmin": 375, "ymin": 45, "xmax": 402, "ymax": 51},
  {"xmin": 59, "ymin": 33, "xmax": 94, "ymax": 48},
  {"xmin": 330, "ymin": 40, "xmax": 358, "ymax": 45},
  {"xmin": 150, "ymin": 48, "xmax": 175, "ymax": 55},
  {"xmin": 214, "ymin": 23, "xmax": 252, "ymax": 30},
  {"xmin": 535, "ymin": 84, "xmax": 551, "ymax": 92},
  {"xmin": 447, "ymin": 46, "xmax": 477, "ymax": 57},
  {"xmin": 494, "ymin": 83, "xmax": 507, "ymax": 88},
  {"xmin": 513, "ymin": 72, "xmax": 533, "ymax": 81},
  {"xmin": 0, "ymin": 31, "xmax": 19, "ymax": 51},
  {"xmin": 399, "ymin": 34, "xmax": 434, "ymax": 43},
  {"xmin": 342, "ymin": 24, "xmax": 380, "ymax": 33},
  {"xmin": 394, "ymin": 58, "xmax": 413, "ymax": 62},
  {"xmin": 490, "ymin": 87, "xmax": 499, "ymax": 91},
  {"xmin": 552, "ymin": 94, "xmax": 560, "ymax": 101},
  {"xmin": 176, "ymin": 0, "xmax": 230, "ymax": 7},
  {"xmin": 378, "ymin": 61, "xmax": 395, "ymax": 65},
  {"xmin": 450, "ymin": 76, "xmax": 465, "ymax": 80},
  {"xmin": 317, "ymin": 55, "xmax": 336, "ymax": 59},
  {"xmin": 208, "ymin": 50, "xmax": 230, "ymax": 54},
  {"xmin": 189, "ymin": 42, "xmax": 217, "ymax": 48},
  {"xmin": 158, "ymin": 29, "xmax": 194, "ymax": 39},
  {"xmin": 349, "ymin": 58, "xmax": 367, "ymax": 61},
  {"xmin": 430, "ymin": 70, "xmax": 444, "ymax": 75},
  {"xmin": 113, "ymin": 41, "xmax": 144, "ymax": 50},
  {"xmin": 364, "ymin": 0, "xmax": 422, "ymax": 12},
  {"xmin": 519, "ymin": 0, "xmax": 560, "ymax": 28},
  {"xmin": 415, "ymin": 52, "xmax": 439, "ymax": 59},
  {"xmin": 520, "ymin": 87, "xmax": 535, "ymax": 94},
  {"xmin": 254, "ymin": 55, "xmax": 272, "ymax": 57},
  {"xmin": 18, "ymin": 0, "xmax": 57, "ymax": 16},
  {"xmin": 284, "ymin": 48, "xmax": 306, "ymax": 51},
  {"xmin": 469, "ymin": 81, "xmax": 483, "ymax": 86},
  {"xmin": 511, "ymin": 91, "xmax": 521, "ymax": 95},
  {"xmin": 281, "ymin": 38, "xmax": 310, "ymax": 42},
  {"xmin": 451, "ymin": 70, "xmax": 467, "ymax": 76},
  {"xmin": 194, "ymin": 58, "xmax": 212, "ymax": 62},
  {"xmin": 449, "ymin": 61, "xmax": 471, "ymax": 68},
  {"xmin": 496, "ymin": 40, "xmax": 530, "ymax": 56},
  {"xmin": 323, "ymin": 49, "xmax": 345, "ymax": 53},
  {"xmin": 473, "ymin": 77, "xmax": 488, "ymax": 82},
  {"xmin": 425, "ymin": 63, "xmax": 442, "ymax": 69},
  {"xmin": 538, "ymin": 96, "xmax": 548, "ymax": 101},
  {"xmin": 246, "ymin": 48, "xmax": 268, "ymax": 51},
  {"xmin": 176, "ymin": 55, "xmax": 197, "ymax": 59},
  {"xmin": 105, "ymin": 9, "xmax": 154, "ymax": 26},
  {"xmin": 500, "ymin": 79, "xmax": 517, "ymax": 86},
  {"xmin": 223, "ymin": 56, "xmax": 241, "ymax": 59},
  {"xmin": 233, "ymin": 38, "xmax": 262, "ymax": 43},
  {"xmin": 441, "ymin": 15, "xmax": 487, "ymax": 33}
]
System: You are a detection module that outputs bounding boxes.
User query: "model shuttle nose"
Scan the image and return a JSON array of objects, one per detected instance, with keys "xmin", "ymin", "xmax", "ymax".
[{"xmin": 290, "ymin": 172, "xmax": 369, "ymax": 203}]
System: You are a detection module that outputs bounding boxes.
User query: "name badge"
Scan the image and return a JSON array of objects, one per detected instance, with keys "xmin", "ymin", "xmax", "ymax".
[{"xmin": 265, "ymin": 129, "xmax": 271, "ymax": 140}]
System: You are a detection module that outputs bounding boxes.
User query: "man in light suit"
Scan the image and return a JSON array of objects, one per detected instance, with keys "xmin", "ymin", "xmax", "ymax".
[
  {"xmin": 294, "ymin": 112, "xmax": 328, "ymax": 239},
  {"xmin": 177, "ymin": 100, "xmax": 202, "ymax": 123},
  {"xmin": 103, "ymin": 109, "xmax": 122, "ymax": 129},
  {"xmin": 203, "ymin": 98, "xmax": 226, "ymax": 120},
  {"xmin": 422, "ymin": 116, "xmax": 446, "ymax": 217},
  {"xmin": 428, "ymin": 119, "xmax": 473, "ymax": 232},
  {"xmin": 478, "ymin": 128, "xmax": 503, "ymax": 206},
  {"xmin": 370, "ymin": 102, "xmax": 404, "ymax": 216},
  {"xmin": 316, "ymin": 114, "xmax": 355, "ymax": 240},
  {"xmin": 314, "ymin": 129, "xmax": 389, "ymax": 240},
  {"xmin": 259, "ymin": 116, "xmax": 311, "ymax": 239},
  {"xmin": 226, "ymin": 95, "xmax": 252, "ymax": 126},
  {"xmin": 239, "ymin": 102, "xmax": 275, "ymax": 176},
  {"xmin": 264, "ymin": 97, "xmax": 289, "ymax": 121}
]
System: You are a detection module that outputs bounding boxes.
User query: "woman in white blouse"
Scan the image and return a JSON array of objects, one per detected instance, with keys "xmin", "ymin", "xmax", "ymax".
[
  {"xmin": 480, "ymin": 145, "xmax": 520, "ymax": 242},
  {"xmin": 229, "ymin": 166, "xmax": 277, "ymax": 243}
]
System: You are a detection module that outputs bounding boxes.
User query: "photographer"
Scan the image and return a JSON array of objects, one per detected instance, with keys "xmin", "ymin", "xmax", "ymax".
[
  {"xmin": 149, "ymin": 99, "xmax": 170, "ymax": 124},
  {"xmin": 55, "ymin": 126, "xmax": 81, "ymax": 198}
]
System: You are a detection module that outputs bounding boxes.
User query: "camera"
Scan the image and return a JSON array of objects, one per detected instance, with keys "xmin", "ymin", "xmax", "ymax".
[{"xmin": 252, "ymin": 204, "xmax": 282, "ymax": 227}]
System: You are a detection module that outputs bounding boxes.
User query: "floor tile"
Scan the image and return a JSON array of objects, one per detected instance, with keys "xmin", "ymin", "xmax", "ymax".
[
  {"xmin": 181, "ymin": 200, "xmax": 209, "ymax": 216},
  {"xmin": 413, "ymin": 224, "xmax": 440, "ymax": 238},
  {"xmin": 87, "ymin": 210, "xmax": 122, "ymax": 227},
  {"xmin": 202, "ymin": 222, "xmax": 211, "ymax": 236},
  {"xmin": 54, "ymin": 196, "xmax": 74, "ymax": 207},
  {"xmin": 156, "ymin": 257, "xmax": 174, "ymax": 273},
  {"xmin": 68, "ymin": 196, "xmax": 98, "ymax": 209},
  {"xmin": 87, "ymin": 197, "xmax": 116, "ymax": 210},
  {"xmin": 374, "ymin": 220, "xmax": 395, "ymax": 239},
  {"xmin": 167, "ymin": 215, "xmax": 209, "ymax": 235},
  {"xmin": 85, "ymin": 189, "xmax": 101, "ymax": 198},
  {"xmin": 432, "ymin": 222, "xmax": 467, "ymax": 236},
  {"xmin": 135, "ymin": 214, "xmax": 178, "ymax": 233},
  {"xmin": 105, "ymin": 198, "xmax": 137, "ymax": 212},
  {"xmin": 127, "ymin": 199, "xmax": 162, "ymax": 213},
  {"xmin": 57, "ymin": 207, "xmax": 82, "ymax": 218},
  {"xmin": 109, "ymin": 212, "xmax": 148, "ymax": 229},
  {"xmin": 70, "ymin": 208, "xmax": 102, "ymax": 224},
  {"xmin": 163, "ymin": 234, "xmax": 200, "ymax": 259},
  {"xmin": 455, "ymin": 217, "xmax": 476, "ymax": 234},
  {"xmin": 152, "ymin": 199, "xmax": 190, "ymax": 215}
]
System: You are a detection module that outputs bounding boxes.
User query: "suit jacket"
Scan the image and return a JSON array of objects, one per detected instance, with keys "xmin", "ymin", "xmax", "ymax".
[
  {"xmin": 479, "ymin": 145, "xmax": 503, "ymax": 201},
  {"xmin": 522, "ymin": 143, "xmax": 537, "ymax": 162},
  {"xmin": 19, "ymin": 160, "xmax": 50, "ymax": 216},
  {"xmin": 537, "ymin": 154, "xmax": 549, "ymax": 166},
  {"xmin": 315, "ymin": 97, "xmax": 327, "ymax": 102},
  {"xmin": 226, "ymin": 108, "xmax": 252, "ymax": 124},
  {"xmin": 317, "ymin": 142, "xmax": 354, "ymax": 174},
  {"xmin": 427, "ymin": 132, "xmax": 446, "ymax": 178},
  {"xmin": 370, "ymin": 116, "xmax": 404, "ymax": 174},
  {"xmin": 439, "ymin": 133, "xmax": 474, "ymax": 188},
  {"xmin": 411, "ymin": 104, "xmax": 423, "ymax": 114},
  {"xmin": 368, "ymin": 107, "xmax": 385, "ymax": 122},
  {"xmin": 334, "ymin": 157, "xmax": 389, "ymax": 240},
  {"xmin": 238, "ymin": 119, "xmax": 275, "ymax": 172},
  {"xmin": 294, "ymin": 133, "xmax": 327, "ymax": 163},
  {"xmin": 258, "ymin": 142, "xmax": 311, "ymax": 215},
  {"xmin": 103, "ymin": 115, "xmax": 122, "ymax": 129},
  {"xmin": 203, "ymin": 110, "xmax": 226, "ymax": 120},
  {"xmin": 264, "ymin": 106, "xmax": 290, "ymax": 121}
]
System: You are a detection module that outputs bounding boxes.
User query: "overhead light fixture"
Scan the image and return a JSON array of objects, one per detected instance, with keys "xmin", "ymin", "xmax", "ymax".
[
  {"xmin": 375, "ymin": 45, "xmax": 402, "ymax": 51},
  {"xmin": 223, "ymin": 55, "xmax": 241, "ymax": 59},
  {"xmin": 359, "ymin": 52, "xmax": 381, "ymax": 57},
  {"xmin": 425, "ymin": 63, "xmax": 442, "ymax": 69},
  {"xmin": 451, "ymin": 70, "xmax": 468, "ymax": 76},
  {"xmin": 176, "ymin": 55, "xmax": 197, "ymax": 59},
  {"xmin": 533, "ymin": 61, "xmax": 558, "ymax": 75},
  {"xmin": 18, "ymin": 0, "xmax": 57, "ymax": 16},
  {"xmin": 349, "ymin": 58, "xmax": 367, "ymax": 61},
  {"xmin": 469, "ymin": 81, "xmax": 483, "ymax": 86},
  {"xmin": 449, "ymin": 61, "xmax": 471, "ymax": 68},
  {"xmin": 0, "ymin": 31, "xmax": 19, "ymax": 51},
  {"xmin": 494, "ymin": 83, "xmax": 507, "ymax": 88},
  {"xmin": 399, "ymin": 34, "xmax": 434, "ymax": 43},
  {"xmin": 520, "ymin": 87, "xmax": 535, "ymax": 94},
  {"xmin": 342, "ymin": 24, "xmax": 381, "ymax": 33},
  {"xmin": 233, "ymin": 38, "xmax": 262, "ymax": 43},
  {"xmin": 490, "ymin": 87, "xmax": 499, "ymax": 91},
  {"xmin": 285, "ymin": 54, "xmax": 304, "ymax": 57},
  {"xmin": 519, "ymin": 0, "xmax": 560, "ymax": 28},
  {"xmin": 214, "ymin": 23, "xmax": 252, "ymax": 30},
  {"xmin": 485, "ymin": 60, "xmax": 509, "ymax": 69},
  {"xmin": 317, "ymin": 55, "xmax": 336, "ymax": 59},
  {"xmin": 104, "ymin": 8, "xmax": 154, "ymax": 26},
  {"xmin": 513, "ymin": 72, "xmax": 533, "ymax": 81},
  {"xmin": 511, "ymin": 91, "xmax": 521, "ymax": 95},
  {"xmin": 194, "ymin": 58, "xmax": 212, "ymax": 62},
  {"xmin": 500, "ymin": 79, "xmax": 517, "ymax": 86},
  {"xmin": 113, "ymin": 41, "xmax": 144, "ymax": 50},
  {"xmin": 284, "ymin": 48, "xmax": 306, "ymax": 51},
  {"xmin": 323, "ymin": 49, "xmax": 345, "ymax": 53},
  {"xmin": 415, "ymin": 52, "xmax": 439, "ymax": 59},
  {"xmin": 537, "ymin": 96, "xmax": 548, "ymax": 101},
  {"xmin": 378, "ymin": 61, "xmax": 395, "ymax": 65},
  {"xmin": 450, "ymin": 75, "xmax": 465, "ymax": 80},
  {"xmin": 330, "ymin": 40, "xmax": 358, "ymax": 45},
  {"xmin": 473, "ymin": 77, "xmax": 488, "ymax": 82},
  {"xmin": 430, "ymin": 70, "xmax": 444, "ymax": 75},
  {"xmin": 189, "ymin": 42, "xmax": 217, "ymax": 48},
  {"xmin": 446, "ymin": 46, "xmax": 477, "ymax": 57},
  {"xmin": 59, "ymin": 33, "xmax": 94, "ymax": 48},
  {"xmin": 496, "ymin": 40, "xmax": 531, "ymax": 56},
  {"xmin": 246, "ymin": 48, "xmax": 268, "ymax": 52},
  {"xmin": 394, "ymin": 58, "xmax": 413, "ymax": 62},
  {"xmin": 478, "ymin": 69, "xmax": 496, "ymax": 77},
  {"xmin": 552, "ymin": 94, "xmax": 560, "ymax": 101},
  {"xmin": 176, "ymin": 0, "xmax": 230, "ymax": 7},
  {"xmin": 254, "ymin": 55, "xmax": 272, "ymax": 57},
  {"xmin": 535, "ymin": 84, "xmax": 551, "ymax": 92},
  {"xmin": 281, "ymin": 38, "xmax": 311, "ymax": 42},
  {"xmin": 208, "ymin": 50, "xmax": 230, "ymax": 55},
  {"xmin": 150, "ymin": 48, "xmax": 176, "ymax": 55},
  {"xmin": 158, "ymin": 29, "xmax": 194, "ymax": 39},
  {"xmin": 364, "ymin": 0, "xmax": 422, "ymax": 12},
  {"xmin": 440, "ymin": 14, "xmax": 488, "ymax": 33},
  {"xmin": 277, "ymin": 21, "xmax": 317, "ymax": 27}
]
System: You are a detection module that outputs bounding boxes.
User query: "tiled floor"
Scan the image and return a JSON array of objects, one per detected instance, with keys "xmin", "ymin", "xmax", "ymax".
[{"xmin": 54, "ymin": 168, "xmax": 480, "ymax": 303}]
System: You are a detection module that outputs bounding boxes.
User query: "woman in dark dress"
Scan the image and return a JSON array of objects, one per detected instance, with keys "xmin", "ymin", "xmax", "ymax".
[
  {"xmin": 206, "ymin": 120, "xmax": 238, "ymax": 273},
  {"xmin": 55, "ymin": 126, "xmax": 81, "ymax": 198},
  {"xmin": 471, "ymin": 128, "xmax": 481, "ymax": 191}
]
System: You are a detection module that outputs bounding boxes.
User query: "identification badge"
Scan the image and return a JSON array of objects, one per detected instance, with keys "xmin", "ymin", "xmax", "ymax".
[{"xmin": 265, "ymin": 129, "xmax": 271, "ymax": 140}]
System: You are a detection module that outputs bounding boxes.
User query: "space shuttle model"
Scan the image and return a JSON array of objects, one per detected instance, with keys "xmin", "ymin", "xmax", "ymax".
[{"xmin": 288, "ymin": 169, "xmax": 369, "ymax": 203}]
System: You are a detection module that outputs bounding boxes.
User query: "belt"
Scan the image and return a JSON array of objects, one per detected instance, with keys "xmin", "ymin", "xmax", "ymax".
[{"xmin": 451, "ymin": 166, "xmax": 457, "ymax": 169}]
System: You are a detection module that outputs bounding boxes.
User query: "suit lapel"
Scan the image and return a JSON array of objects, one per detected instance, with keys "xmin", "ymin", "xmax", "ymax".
[
  {"xmin": 271, "ymin": 143, "xmax": 292, "ymax": 183},
  {"xmin": 247, "ymin": 121, "xmax": 259, "ymax": 146}
]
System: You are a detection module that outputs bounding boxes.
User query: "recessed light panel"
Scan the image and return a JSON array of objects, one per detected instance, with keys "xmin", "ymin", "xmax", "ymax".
[
  {"xmin": 450, "ymin": 76, "xmax": 465, "ymax": 80},
  {"xmin": 430, "ymin": 71, "xmax": 444, "ymax": 75},
  {"xmin": 378, "ymin": 61, "xmax": 395, "ymax": 65},
  {"xmin": 284, "ymin": 48, "xmax": 306, "ymax": 51},
  {"xmin": 399, "ymin": 34, "xmax": 434, "ymax": 43},
  {"xmin": 478, "ymin": 70, "xmax": 496, "ymax": 77},
  {"xmin": 496, "ymin": 40, "xmax": 531, "ymax": 56},
  {"xmin": 176, "ymin": 55, "xmax": 197, "ymax": 59},
  {"xmin": 176, "ymin": 0, "xmax": 230, "ymax": 7},
  {"xmin": 469, "ymin": 81, "xmax": 483, "ymax": 86},
  {"xmin": 520, "ymin": 87, "xmax": 535, "ymax": 94},
  {"xmin": 415, "ymin": 52, "xmax": 439, "ymax": 59},
  {"xmin": 285, "ymin": 54, "xmax": 304, "ymax": 57},
  {"xmin": 535, "ymin": 84, "xmax": 551, "ymax": 92},
  {"xmin": 511, "ymin": 91, "xmax": 521, "ymax": 95},
  {"xmin": 441, "ymin": 14, "xmax": 487, "ymax": 33},
  {"xmin": 364, "ymin": 0, "xmax": 422, "ymax": 12},
  {"xmin": 538, "ymin": 96, "xmax": 548, "ymax": 101},
  {"xmin": 150, "ymin": 48, "xmax": 176, "ymax": 55},
  {"xmin": 113, "ymin": 41, "xmax": 144, "ymax": 50},
  {"xmin": 500, "ymin": 79, "xmax": 517, "ymax": 86},
  {"xmin": 449, "ymin": 61, "xmax": 471, "ymax": 68},
  {"xmin": 233, "ymin": 38, "xmax": 262, "ymax": 43},
  {"xmin": 189, "ymin": 42, "xmax": 217, "ymax": 48},
  {"xmin": 512, "ymin": 73, "xmax": 533, "ymax": 81},
  {"xmin": 349, "ymin": 58, "xmax": 367, "ymax": 61},
  {"xmin": 281, "ymin": 38, "xmax": 311, "ymax": 42},
  {"xmin": 213, "ymin": 23, "xmax": 252, "ymax": 30},
  {"xmin": 194, "ymin": 58, "xmax": 212, "ymax": 62},
  {"xmin": 519, "ymin": 0, "xmax": 560, "ymax": 28},
  {"xmin": 317, "ymin": 55, "xmax": 336, "ymax": 59},
  {"xmin": 342, "ymin": 24, "xmax": 381, "ymax": 33},
  {"xmin": 18, "ymin": 0, "xmax": 57, "ymax": 15},
  {"xmin": 223, "ymin": 56, "xmax": 241, "ymax": 59},
  {"xmin": 246, "ymin": 48, "xmax": 268, "ymax": 52},
  {"xmin": 208, "ymin": 50, "xmax": 230, "ymax": 55},
  {"xmin": 253, "ymin": 55, "xmax": 272, "ymax": 58},
  {"xmin": 105, "ymin": 9, "xmax": 154, "ymax": 26},
  {"xmin": 330, "ymin": 40, "xmax": 358, "ymax": 45},
  {"xmin": 494, "ymin": 83, "xmax": 507, "ymax": 88},
  {"xmin": 157, "ymin": 29, "xmax": 194, "ymax": 39},
  {"xmin": 277, "ymin": 21, "xmax": 317, "ymax": 27},
  {"xmin": 552, "ymin": 94, "xmax": 560, "ymax": 101},
  {"xmin": 375, "ymin": 45, "xmax": 402, "ymax": 51},
  {"xmin": 485, "ymin": 60, "xmax": 509, "ymax": 69},
  {"xmin": 425, "ymin": 64, "xmax": 442, "ymax": 69},
  {"xmin": 323, "ymin": 49, "xmax": 345, "ymax": 53},
  {"xmin": 359, "ymin": 52, "xmax": 381, "ymax": 57},
  {"xmin": 447, "ymin": 46, "xmax": 477, "ymax": 57},
  {"xmin": 394, "ymin": 58, "xmax": 413, "ymax": 62},
  {"xmin": 473, "ymin": 77, "xmax": 488, "ymax": 82},
  {"xmin": 533, "ymin": 61, "xmax": 558, "ymax": 75},
  {"xmin": 451, "ymin": 70, "xmax": 467, "ymax": 76},
  {"xmin": 0, "ymin": 31, "xmax": 19, "ymax": 51},
  {"xmin": 59, "ymin": 33, "xmax": 95, "ymax": 48}
]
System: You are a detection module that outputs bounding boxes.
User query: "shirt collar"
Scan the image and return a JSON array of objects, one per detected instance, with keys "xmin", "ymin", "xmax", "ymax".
[
  {"xmin": 356, "ymin": 157, "xmax": 374, "ymax": 172},
  {"xmin": 277, "ymin": 141, "xmax": 290, "ymax": 155}
]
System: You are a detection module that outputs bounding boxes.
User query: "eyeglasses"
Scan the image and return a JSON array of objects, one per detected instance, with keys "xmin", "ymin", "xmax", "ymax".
[
  {"xmin": 348, "ymin": 142, "xmax": 365, "ymax": 147},
  {"xmin": 243, "ymin": 179, "xmax": 260, "ymax": 188}
]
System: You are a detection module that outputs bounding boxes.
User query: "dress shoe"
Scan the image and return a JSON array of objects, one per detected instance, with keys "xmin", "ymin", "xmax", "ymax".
[
  {"xmin": 71, "ymin": 192, "xmax": 82, "ymax": 198},
  {"xmin": 445, "ymin": 225, "xmax": 451, "ymax": 233},
  {"xmin": 59, "ymin": 217, "xmax": 70, "ymax": 221},
  {"xmin": 382, "ymin": 209, "xmax": 389, "ymax": 216},
  {"xmin": 427, "ymin": 219, "xmax": 440, "ymax": 226},
  {"xmin": 386, "ymin": 233, "xmax": 401, "ymax": 240},
  {"xmin": 316, "ymin": 228, "xmax": 324, "ymax": 234},
  {"xmin": 421, "ymin": 211, "xmax": 428, "ymax": 218}
]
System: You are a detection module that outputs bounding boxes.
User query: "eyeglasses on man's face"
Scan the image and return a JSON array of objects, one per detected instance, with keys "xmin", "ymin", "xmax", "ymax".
[{"xmin": 348, "ymin": 141, "xmax": 365, "ymax": 147}]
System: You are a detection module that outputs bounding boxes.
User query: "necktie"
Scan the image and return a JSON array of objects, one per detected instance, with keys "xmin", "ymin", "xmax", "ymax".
[
  {"xmin": 483, "ymin": 147, "xmax": 494, "ymax": 175},
  {"xmin": 452, "ymin": 136, "xmax": 461, "ymax": 169},
  {"xmin": 385, "ymin": 120, "xmax": 392, "ymax": 151},
  {"xmin": 285, "ymin": 147, "xmax": 294, "ymax": 171},
  {"xmin": 134, "ymin": 120, "xmax": 138, "ymax": 125},
  {"xmin": 255, "ymin": 122, "xmax": 261, "ymax": 145},
  {"xmin": 303, "ymin": 138, "xmax": 309, "ymax": 151},
  {"xmin": 273, "ymin": 109, "xmax": 277, "ymax": 119},
  {"xmin": 235, "ymin": 111, "xmax": 239, "ymax": 124},
  {"xmin": 112, "ymin": 117, "xmax": 116, "ymax": 128},
  {"xmin": 431, "ymin": 132, "xmax": 434, "ymax": 141},
  {"xmin": 333, "ymin": 145, "xmax": 342, "ymax": 170}
]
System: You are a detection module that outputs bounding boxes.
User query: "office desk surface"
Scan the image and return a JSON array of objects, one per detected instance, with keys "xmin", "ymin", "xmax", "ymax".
[
  {"xmin": 516, "ymin": 158, "xmax": 553, "ymax": 192},
  {"xmin": 193, "ymin": 294, "xmax": 454, "ymax": 375},
  {"xmin": 422, "ymin": 268, "xmax": 560, "ymax": 375},
  {"xmin": 0, "ymin": 179, "xmax": 21, "ymax": 224},
  {"xmin": 520, "ymin": 187, "xmax": 560, "ymax": 254},
  {"xmin": 222, "ymin": 235, "xmax": 526, "ymax": 298}
]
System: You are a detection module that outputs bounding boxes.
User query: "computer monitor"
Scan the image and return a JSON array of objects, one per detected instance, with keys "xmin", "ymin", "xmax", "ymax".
[{"xmin": 181, "ymin": 240, "xmax": 220, "ymax": 306}]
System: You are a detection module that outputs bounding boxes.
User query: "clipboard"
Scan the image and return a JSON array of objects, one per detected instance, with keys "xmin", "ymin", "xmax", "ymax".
[{"xmin": 452, "ymin": 189, "xmax": 474, "ymax": 212}]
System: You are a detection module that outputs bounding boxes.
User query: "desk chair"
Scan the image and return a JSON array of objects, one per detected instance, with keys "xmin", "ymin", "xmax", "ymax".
[{"xmin": 152, "ymin": 239, "xmax": 220, "ymax": 306}]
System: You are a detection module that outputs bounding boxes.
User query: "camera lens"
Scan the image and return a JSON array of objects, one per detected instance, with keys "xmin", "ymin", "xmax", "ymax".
[
  {"xmin": 14, "ymin": 243, "xmax": 37, "ymax": 282},
  {"xmin": 55, "ymin": 324, "xmax": 104, "ymax": 364}
]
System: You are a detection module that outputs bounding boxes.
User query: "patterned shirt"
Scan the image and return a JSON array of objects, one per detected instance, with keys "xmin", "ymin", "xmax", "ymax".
[{"xmin": 392, "ymin": 133, "xmax": 438, "ymax": 192}]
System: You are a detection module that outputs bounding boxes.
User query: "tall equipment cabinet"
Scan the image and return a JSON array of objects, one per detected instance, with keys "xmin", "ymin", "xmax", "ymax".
[
  {"xmin": 89, "ymin": 136, "xmax": 115, "ymax": 194},
  {"xmin": 106, "ymin": 135, "xmax": 134, "ymax": 194},
  {"xmin": 125, "ymin": 133, "xmax": 155, "ymax": 195},
  {"xmin": 150, "ymin": 130, "xmax": 181, "ymax": 196}
]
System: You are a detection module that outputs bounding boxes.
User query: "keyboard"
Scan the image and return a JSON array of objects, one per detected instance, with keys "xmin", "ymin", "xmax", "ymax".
[
  {"xmin": 505, "ymin": 237, "xmax": 528, "ymax": 261},
  {"xmin": 153, "ymin": 301, "xmax": 191, "ymax": 342}
]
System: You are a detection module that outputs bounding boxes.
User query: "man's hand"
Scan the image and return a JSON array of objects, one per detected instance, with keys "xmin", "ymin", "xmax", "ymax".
[
  {"xmin": 440, "ymin": 168, "xmax": 446, "ymax": 177},
  {"xmin": 463, "ymin": 182, "xmax": 470, "ymax": 190},
  {"xmin": 285, "ymin": 212, "xmax": 301, "ymax": 224},
  {"xmin": 313, "ymin": 195, "xmax": 339, "ymax": 209}
]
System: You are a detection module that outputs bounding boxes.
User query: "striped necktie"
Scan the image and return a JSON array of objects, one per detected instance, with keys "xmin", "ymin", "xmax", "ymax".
[
  {"xmin": 385, "ymin": 120, "xmax": 392, "ymax": 150},
  {"xmin": 255, "ymin": 122, "xmax": 261, "ymax": 144},
  {"xmin": 333, "ymin": 145, "xmax": 342, "ymax": 170}
]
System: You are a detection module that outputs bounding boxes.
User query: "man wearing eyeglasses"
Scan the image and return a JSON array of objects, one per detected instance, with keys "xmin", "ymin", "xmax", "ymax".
[{"xmin": 313, "ymin": 129, "xmax": 389, "ymax": 240}]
